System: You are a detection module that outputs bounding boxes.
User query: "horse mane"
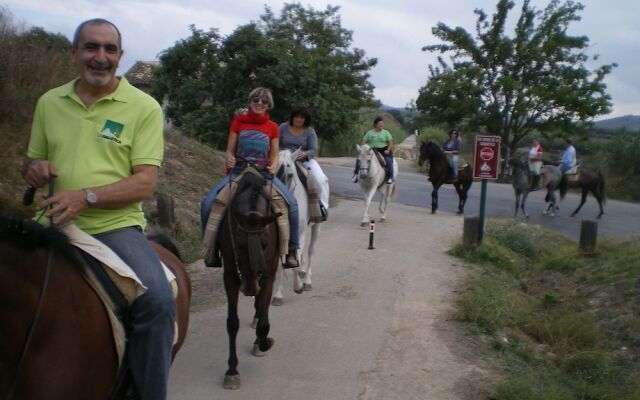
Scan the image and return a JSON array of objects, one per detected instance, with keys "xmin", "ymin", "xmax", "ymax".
[
  {"xmin": 0, "ymin": 211, "xmax": 79, "ymax": 262},
  {"xmin": 147, "ymin": 233, "xmax": 182, "ymax": 261}
]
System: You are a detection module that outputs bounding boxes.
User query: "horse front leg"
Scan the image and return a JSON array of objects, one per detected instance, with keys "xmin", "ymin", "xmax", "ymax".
[
  {"xmin": 514, "ymin": 192, "xmax": 521, "ymax": 217},
  {"xmin": 301, "ymin": 224, "xmax": 320, "ymax": 290},
  {"xmin": 379, "ymin": 186, "xmax": 390, "ymax": 222},
  {"xmin": 271, "ymin": 267, "xmax": 284, "ymax": 306},
  {"xmin": 571, "ymin": 188, "xmax": 588, "ymax": 217},
  {"xmin": 223, "ymin": 279, "xmax": 241, "ymax": 389},
  {"xmin": 431, "ymin": 184, "xmax": 440, "ymax": 214},
  {"xmin": 521, "ymin": 192, "xmax": 529, "ymax": 219},
  {"xmin": 361, "ymin": 189, "xmax": 375, "ymax": 226},
  {"xmin": 454, "ymin": 183, "xmax": 464, "ymax": 215},
  {"xmin": 253, "ymin": 278, "xmax": 275, "ymax": 357}
]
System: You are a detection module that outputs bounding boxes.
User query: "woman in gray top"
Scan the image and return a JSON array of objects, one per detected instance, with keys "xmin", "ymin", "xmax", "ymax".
[{"xmin": 279, "ymin": 107, "xmax": 330, "ymax": 216}]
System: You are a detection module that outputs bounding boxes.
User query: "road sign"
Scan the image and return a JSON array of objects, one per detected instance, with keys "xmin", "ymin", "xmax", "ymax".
[{"xmin": 473, "ymin": 135, "xmax": 501, "ymax": 180}]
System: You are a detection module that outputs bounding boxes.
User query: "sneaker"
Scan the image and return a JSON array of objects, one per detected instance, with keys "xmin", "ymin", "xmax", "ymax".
[
  {"xmin": 351, "ymin": 174, "xmax": 358, "ymax": 183},
  {"xmin": 284, "ymin": 250, "xmax": 299, "ymax": 269},
  {"xmin": 386, "ymin": 178, "xmax": 393, "ymax": 184}
]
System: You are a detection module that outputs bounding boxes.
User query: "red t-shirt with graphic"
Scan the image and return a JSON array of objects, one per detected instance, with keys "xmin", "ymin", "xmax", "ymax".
[{"xmin": 230, "ymin": 112, "xmax": 278, "ymax": 168}]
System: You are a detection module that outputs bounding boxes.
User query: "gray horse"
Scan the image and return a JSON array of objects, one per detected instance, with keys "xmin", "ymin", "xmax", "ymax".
[
  {"xmin": 540, "ymin": 164, "xmax": 568, "ymax": 216},
  {"xmin": 508, "ymin": 158, "xmax": 532, "ymax": 218}
]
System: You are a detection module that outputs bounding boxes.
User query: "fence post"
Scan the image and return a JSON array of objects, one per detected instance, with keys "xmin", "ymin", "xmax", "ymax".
[
  {"xmin": 463, "ymin": 216, "xmax": 480, "ymax": 247},
  {"xmin": 156, "ymin": 192, "xmax": 175, "ymax": 229},
  {"xmin": 579, "ymin": 220, "xmax": 598, "ymax": 254}
]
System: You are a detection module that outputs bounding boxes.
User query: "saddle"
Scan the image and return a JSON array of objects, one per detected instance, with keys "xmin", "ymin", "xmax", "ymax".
[
  {"xmin": 564, "ymin": 165, "xmax": 579, "ymax": 181},
  {"xmin": 60, "ymin": 223, "xmax": 178, "ymax": 367}
]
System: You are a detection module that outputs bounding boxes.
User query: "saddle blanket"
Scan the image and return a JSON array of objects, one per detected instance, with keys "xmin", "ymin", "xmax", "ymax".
[{"xmin": 60, "ymin": 223, "xmax": 178, "ymax": 365}]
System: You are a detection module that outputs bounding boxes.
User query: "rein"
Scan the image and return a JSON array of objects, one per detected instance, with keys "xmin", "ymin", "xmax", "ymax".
[{"xmin": 5, "ymin": 246, "xmax": 54, "ymax": 400}]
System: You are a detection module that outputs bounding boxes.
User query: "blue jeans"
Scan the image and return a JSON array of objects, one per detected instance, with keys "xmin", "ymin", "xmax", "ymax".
[
  {"xmin": 94, "ymin": 227, "xmax": 176, "ymax": 400},
  {"xmin": 373, "ymin": 148, "xmax": 394, "ymax": 179},
  {"xmin": 450, "ymin": 155, "xmax": 459, "ymax": 178},
  {"xmin": 200, "ymin": 172, "xmax": 300, "ymax": 248}
]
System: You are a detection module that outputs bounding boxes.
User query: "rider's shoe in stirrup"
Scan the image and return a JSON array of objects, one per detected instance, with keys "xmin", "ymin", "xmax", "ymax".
[
  {"xmin": 284, "ymin": 250, "xmax": 299, "ymax": 269},
  {"xmin": 351, "ymin": 174, "xmax": 358, "ymax": 183},
  {"xmin": 386, "ymin": 177, "xmax": 393, "ymax": 184},
  {"xmin": 205, "ymin": 250, "xmax": 222, "ymax": 268}
]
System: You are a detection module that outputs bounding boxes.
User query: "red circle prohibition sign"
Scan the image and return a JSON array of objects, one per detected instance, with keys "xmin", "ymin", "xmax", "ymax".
[{"xmin": 479, "ymin": 147, "xmax": 494, "ymax": 161}]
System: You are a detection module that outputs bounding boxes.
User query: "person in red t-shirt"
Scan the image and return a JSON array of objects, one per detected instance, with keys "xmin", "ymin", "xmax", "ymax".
[{"xmin": 201, "ymin": 87, "xmax": 300, "ymax": 268}]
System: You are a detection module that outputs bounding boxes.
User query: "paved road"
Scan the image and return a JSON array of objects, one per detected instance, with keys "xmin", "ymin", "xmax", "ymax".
[
  {"xmin": 321, "ymin": 157, "xmax": 640, "ymax": 239},
  {"xmin": 168, "ymin": 200, "xmax": 493, "ymax": 400}
]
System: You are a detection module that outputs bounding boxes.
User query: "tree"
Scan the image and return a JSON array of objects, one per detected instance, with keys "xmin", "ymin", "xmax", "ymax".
[
  {"xmin": 151, "ymin": 3, "xmax": 377, "ymax": 149},
  {"xmin": 416, "ymin": 0, "xmax": 616, "ymax": 158}
]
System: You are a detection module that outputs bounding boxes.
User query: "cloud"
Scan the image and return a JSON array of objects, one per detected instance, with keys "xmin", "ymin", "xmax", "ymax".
[{"xmin": 3, "ymin": 0, "xmax": 638, "ymax": 117}]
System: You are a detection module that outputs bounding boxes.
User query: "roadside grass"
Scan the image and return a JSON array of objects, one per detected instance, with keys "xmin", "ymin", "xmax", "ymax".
[{"xmin": 451, "ymin": 219, "xmax": 640, "ymax": 400}]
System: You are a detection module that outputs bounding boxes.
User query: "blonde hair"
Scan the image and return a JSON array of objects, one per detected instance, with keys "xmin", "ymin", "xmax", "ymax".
[{"xmin": 248, "ymin": 87, "xmax": 274, "ymax": 109}]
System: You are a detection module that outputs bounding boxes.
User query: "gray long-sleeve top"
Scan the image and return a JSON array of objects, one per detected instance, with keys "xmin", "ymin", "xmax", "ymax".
[{"xmin": 278, "ymin": 122, "xmax": 318, "ymax": 159}]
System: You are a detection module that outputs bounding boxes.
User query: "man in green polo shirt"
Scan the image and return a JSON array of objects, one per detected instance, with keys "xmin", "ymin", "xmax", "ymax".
[
  {"xmin": 352, "ymin": 116, "xmax": 395, "ymax": 184},
  {"xmin": 22, "ymin": 18, "xmax": 174, "ymax": 400}
]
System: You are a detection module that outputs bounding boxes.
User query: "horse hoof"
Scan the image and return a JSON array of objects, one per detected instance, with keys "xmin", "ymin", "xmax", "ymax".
[
  {"xmin": 224, "ymin": 374, "xmax": 241, "ymax": 390},
  {"xmin": 271, "ymin": 297, "xmax": 283, "ymax": 306},
  {"xmin": 294, "ymin": 287, "xmax": 304, "ymax": 294},
  {"xmin": 250, "ymin": 317, "xmax": 259, "ymax": 329},
  {"xmin": 253, "ymin": 337, "xmax": 275, "ymax": 357},
  {"xmin": 380, "ymin": 217, "xmax": 386, "ymax": 223},
  {"xmin": 360, "ymin": 222, "xmax": 368, "ymax": 228},
  {"xmin": 298, "ymin": 270, "xmax": 307, "ymax": 279},
  {"xmin": 303, "ymin": 283, "xmax": 312, "ymax": 291}
]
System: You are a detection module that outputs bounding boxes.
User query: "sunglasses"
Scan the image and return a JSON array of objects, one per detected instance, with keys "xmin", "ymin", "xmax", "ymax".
[{"xmin": 250, "ymin": 98, "xmax": 270, "ymax": 105}]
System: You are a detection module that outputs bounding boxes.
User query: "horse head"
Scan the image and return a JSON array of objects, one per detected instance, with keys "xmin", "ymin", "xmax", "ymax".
[
  {"xmin": 418, "ymin": 141, "xmax": 439, "ymax": 166},
  {"xmin": 277, "ymin": 149, "xmax": 300, "ymax": 189},
  {"xmin": 356, "ymin": 144, "xmax": 375, "ymax": 179},
  {"xmin": 228, "ymin": 171, "xmax": 280, "ymax": 296}
]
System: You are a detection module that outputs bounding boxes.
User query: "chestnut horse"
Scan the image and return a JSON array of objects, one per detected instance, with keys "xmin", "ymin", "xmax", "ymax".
[
  {"xmin": 216, "ymin": 169, "xmax": 281, "ymax": 390},
  {"xmin": 0, "ymin": 212, "xmax": 191, "ymax": 400},
  {"xmin": 418, "ymin": 141, "xmax": 472, "ymax": 215}
]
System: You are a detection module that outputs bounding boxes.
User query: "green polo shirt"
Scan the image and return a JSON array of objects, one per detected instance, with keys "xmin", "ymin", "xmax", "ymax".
[
  {"xmin": 27, "ymin": 77, "xmax": 164, "ymax": 234},
  {"xmin": 363, "ymin": 129, "xmax": 392, "ymax": 149}
]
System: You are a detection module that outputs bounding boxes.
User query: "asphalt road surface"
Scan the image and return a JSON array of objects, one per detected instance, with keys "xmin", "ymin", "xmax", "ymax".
[{"xmin": 321, "ymin": 157, "xmax": 639, "ymax": 240}]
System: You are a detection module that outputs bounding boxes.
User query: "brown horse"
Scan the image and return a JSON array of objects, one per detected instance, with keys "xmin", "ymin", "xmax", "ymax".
[
  {"xmin": 216, "ymin": 170, "xmax": 281, "ymax": 390},
  {"xmin": 0, "ymin": 212, "xmax": 191, "ymax": 400},
  {"xmin": 418, "ymin": 141, "xmax": 473, "ymax": 215}
]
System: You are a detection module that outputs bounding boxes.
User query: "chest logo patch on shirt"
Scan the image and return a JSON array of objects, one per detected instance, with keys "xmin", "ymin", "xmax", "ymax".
[{"xmin": 99, "ymin": 120, "xmax": 124, "ymax": 143}]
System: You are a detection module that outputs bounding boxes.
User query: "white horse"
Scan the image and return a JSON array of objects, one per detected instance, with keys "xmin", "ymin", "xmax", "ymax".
[
  {"xmin": 272, "ymin": 149, "xmax": 323, "ymax": 305},
  {"xmin": 356, "ymin": 144, "xmax": 398, "ymax": 227}
]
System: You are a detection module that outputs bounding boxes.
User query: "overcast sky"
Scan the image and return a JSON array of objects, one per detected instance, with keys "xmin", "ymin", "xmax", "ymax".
[{"xmin": 3, "ymin": 0, "xmax": 638, "ymax": 119}]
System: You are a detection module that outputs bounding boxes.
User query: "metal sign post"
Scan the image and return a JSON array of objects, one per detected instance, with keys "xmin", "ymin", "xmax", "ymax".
[{"xmin": 473, "ymin": 135, "xmax": 501, "ymax": 242}]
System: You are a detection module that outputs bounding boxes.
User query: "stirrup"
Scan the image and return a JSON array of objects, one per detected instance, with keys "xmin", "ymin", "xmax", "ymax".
[{"xmin": 283, "ymin": 251, "xmax": 299, "ymax": 269}]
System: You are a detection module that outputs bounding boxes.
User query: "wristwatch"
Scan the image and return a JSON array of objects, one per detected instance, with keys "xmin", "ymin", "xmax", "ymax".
[{"xmin": 83, "ymin": 188, "xmax": 97, "ymax": 207}]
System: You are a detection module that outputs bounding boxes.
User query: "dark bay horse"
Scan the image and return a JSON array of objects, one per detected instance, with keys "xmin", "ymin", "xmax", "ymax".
[
  {"xmin": 217, "ymin": 170, "xmax": 281, "ymax": 390},
  {"xmin": 566, "ymin": 167, "xmax": 606, "ymax": 218},
  {"xmin": 418, "ymin": 141, "xmax": 473, "ymax": 215},
  {"xmin": 0, "ymin": 212, "xmax": 191, "ymax": 400},
  {"xmin": 508, "ymin": 158, "xmax": 532, "ymax": 218}
]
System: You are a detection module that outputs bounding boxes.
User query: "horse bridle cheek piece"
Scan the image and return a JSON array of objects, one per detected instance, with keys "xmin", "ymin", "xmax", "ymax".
[{"xmin": 5, "ymin": 247, "xmax": 54, "ymax": 400}]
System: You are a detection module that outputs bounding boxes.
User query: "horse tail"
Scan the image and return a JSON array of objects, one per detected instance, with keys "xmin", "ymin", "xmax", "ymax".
[
  {"xmin": 559, "ymin": 173, "xmax": 569, "ymax": 199},
  {"xmin": 598, "ymin": 172, "xmax": 607, "ymax": 204}
]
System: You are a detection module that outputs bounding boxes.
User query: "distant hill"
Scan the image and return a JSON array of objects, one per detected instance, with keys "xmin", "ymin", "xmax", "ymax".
[{"xmin": 593, "ymin": 115, "xmax": 640, "ymax": 131}]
